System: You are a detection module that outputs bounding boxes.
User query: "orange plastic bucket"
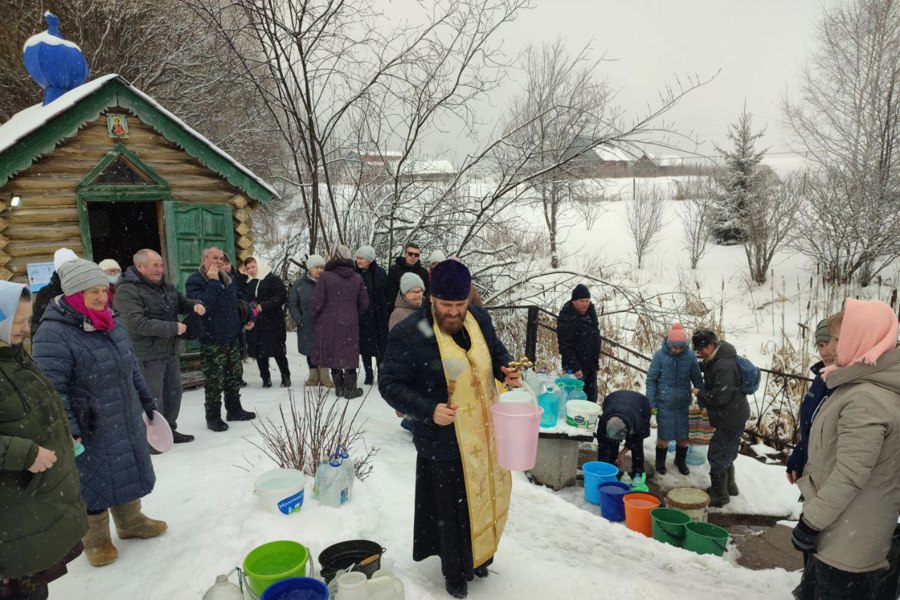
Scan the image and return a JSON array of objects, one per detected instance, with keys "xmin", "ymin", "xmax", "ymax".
[{"xmin": 623, "ymin": 492, "xmax": 661, "ymax": 537}]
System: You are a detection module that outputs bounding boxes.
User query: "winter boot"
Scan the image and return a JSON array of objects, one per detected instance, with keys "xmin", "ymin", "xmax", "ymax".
[
  {"xmin": 224, "ymin": 396, "xmax": 256, "ymax": 421},
  {"xmin": 343, "ymin": 371, "xmax": 363, "ymax": 399},
  {"xmin": 473, "ymin": 564, "xmax": 490, "ymax": 578},
  {"xmin": 280, "ymin": 375, "xmax": 292, "ymax": 388},
  {"xmin": 331, "ymin": 370, "xmax": 345, "ymax": 397},
  {"xmin": 655, "ymin": 447, "xmax": 667, "ymax": 475},
  {"xmin": 444, "ymin": 577, "xmax": 468, "ymax": 599},
  {"xmin": 110, "ymin": 500, "xmax": 168, "ymax": 539},
  {"xmin": 363, "ymin": 358, "xmax": 375, "ymax": 386},
  {"xmin": 172, "ymin": 430, "xmax": 195, "ymax": 444},
  {"xmin": 707, "ymin": 472, "xmax": 730, "ymax": 507},
  {"xmin": 262, "ymin": 376, "xmax": 273, "ymax": 388},
  {"xmin": 319, "ymin": 368, "xmax": 334, "ymax": 389},
  {"xmin": 726, "ymin": 464, "xmax": 740, "ymax": 496},
  {"xmin": 304, "ymin": 368, "xmax": 321, "ymax": 387},
  {"xmin": 674, "ymin": 445, "xmax": 690, "ymax": 476},
  {"xmin": 83, "ymin": 510, "xmax": 118, "ymax": 567},
  {"xmin": 205, "ymin": 403, "xmax": 229, "ymax": 432}
]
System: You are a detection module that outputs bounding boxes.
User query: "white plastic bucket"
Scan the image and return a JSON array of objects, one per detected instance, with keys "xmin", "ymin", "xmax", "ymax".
[
  {"xmin": 565, "ymin": 400, "xmax": 601, "ymax": 431},
  {"xmin": 254, "ymin": 469, "xmax": 305, "ymax": 515}
]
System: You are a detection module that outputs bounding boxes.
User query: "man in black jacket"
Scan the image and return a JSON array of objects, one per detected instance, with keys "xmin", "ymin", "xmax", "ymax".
[
  {"xmin": 116, "ymin": 249, "xmax": 206, "ymax": 443},
  {"xmin": 691, "ymin": 329, "xmax": 750, "ymax": 507},
  {"xmin": 379, "ymin": 260, "xmax": 521, "ymax": 599},
  {"xmin": 597, "ymin": 390, "xmax": 652, "ymax": 478},
  {"xmin": 385, "ymin": 242, "xmax": 430, "ymax": 306},
  {"xmin": 556, "ymin": 284, "xmax": 602, "ymax": 402}
]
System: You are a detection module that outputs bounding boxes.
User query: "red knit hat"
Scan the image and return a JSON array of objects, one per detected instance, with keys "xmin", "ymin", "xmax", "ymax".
[{"xmin": 667, "ymin": 322, "xmax": 688, "ymax": 344}]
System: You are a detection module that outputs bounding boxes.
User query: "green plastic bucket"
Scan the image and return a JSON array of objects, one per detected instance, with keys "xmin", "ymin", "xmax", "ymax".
[
  {"xmin": 650, "ymin": 508, "xmax": 691, "ymax": 547},
  {"xmin": 684, "ymin": 521, "xmax": 730, "ymax": 556},
  {"xmin": 243, "ymin": 540, "xmax": 310, "ymax": 597}
]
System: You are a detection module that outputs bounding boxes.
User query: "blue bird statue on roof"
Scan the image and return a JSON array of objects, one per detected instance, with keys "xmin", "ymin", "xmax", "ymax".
[{"xmin": 23, "ymin": 12, "xmax": 90, "ymax": 105}]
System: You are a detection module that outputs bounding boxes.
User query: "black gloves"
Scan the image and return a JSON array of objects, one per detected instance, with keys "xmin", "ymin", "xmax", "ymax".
[
  {"xmin": 144, "ymin": 400, "xmax": 158, "ymax": 421},
  {"xmin": 791, "ymin": 516, "xmax": 819, "ymax": 553}
]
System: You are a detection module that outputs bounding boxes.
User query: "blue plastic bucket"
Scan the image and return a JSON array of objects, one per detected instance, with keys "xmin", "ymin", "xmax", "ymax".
[
  {"xmin": 582, "ymin": 462, "xmax": 618, "ymax": 504},
  {"xmin": 686, "ymin": 445, "xmax": 708, "ymax": 466},
  {"xmin": 261, "ymin": 577, "xmax": 329, "ymax": 600},
  {"xmin": 598, "ymin": 481, "xmax": 630, "ymax": 521}
]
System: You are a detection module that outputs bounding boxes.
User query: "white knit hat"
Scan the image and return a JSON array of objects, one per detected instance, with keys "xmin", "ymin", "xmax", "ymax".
[
  {"xmin": 98, "ymin": 258, "xmax": 121, "ymax": 272},
  {"xmin": 53, "ymin": 248, "xmax": 78, "ymax": 271}
]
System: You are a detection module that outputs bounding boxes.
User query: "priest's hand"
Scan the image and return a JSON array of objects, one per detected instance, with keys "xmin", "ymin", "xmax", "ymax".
[
  {"xmin": 500, "ymin": 366, "xmax": 523, "ymax": 388},
  {"xmin": 433, "ymin": 403, "xmax": 457, "ymax": 426}
]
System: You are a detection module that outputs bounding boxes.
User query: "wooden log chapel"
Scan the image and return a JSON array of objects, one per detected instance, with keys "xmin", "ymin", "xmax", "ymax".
[{"xmin": 0, "ymin": 14, "xmax": 275, "ymax": 303}]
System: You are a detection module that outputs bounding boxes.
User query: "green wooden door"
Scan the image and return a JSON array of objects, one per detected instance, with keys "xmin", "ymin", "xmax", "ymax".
[{"xmin": 163, "ymin": 202, "xmax": 235, "ymax": 353}]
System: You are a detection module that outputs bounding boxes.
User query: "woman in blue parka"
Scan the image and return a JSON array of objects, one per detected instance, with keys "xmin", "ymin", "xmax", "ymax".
[
  {"xmin": 32, "ymin": 259, "xmax": 167, "ymax": 569},
  {"xmin": 646, "ymin": 322, "xmax": 704, "ymax": 476}
]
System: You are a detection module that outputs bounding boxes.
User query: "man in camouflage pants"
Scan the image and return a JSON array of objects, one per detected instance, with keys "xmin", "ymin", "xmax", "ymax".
[{"xmin": 185, "ymin": 247, "xmax": 256, "ymax": 431}]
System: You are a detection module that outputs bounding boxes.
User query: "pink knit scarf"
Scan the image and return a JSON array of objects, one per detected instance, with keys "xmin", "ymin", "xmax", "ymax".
[
  {"xmin": 64, "ymin": 293, "xmax": 115, "ymax": 332},
  {"xmin": 822, "ymin": 298, "xmax": 898, "ymax": 381}
]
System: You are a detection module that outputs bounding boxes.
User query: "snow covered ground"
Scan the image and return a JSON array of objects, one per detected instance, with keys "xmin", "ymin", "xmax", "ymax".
[{"xmin": 50, "ymin": 346, "xmax": 801, "ymax": 600}]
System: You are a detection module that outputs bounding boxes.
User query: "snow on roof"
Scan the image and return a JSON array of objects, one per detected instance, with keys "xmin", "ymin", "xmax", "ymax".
[
  {"xmin": 0, "ymin": 73, "xmax": 117, "ymax": 156},
  {"xmin": 593, "ymin": 146, "xmax": 633, "ymax": 162},
  {"xmin": 402, "ymin": 159, "xmax": 455, "ymax": 175},
  {"xmin": 0, "ymin": 74, "xmax": 276, "ymax": 199},
  {"xmin": 23, "ymin": 31, "xmax": 81, "ymax": 51}
]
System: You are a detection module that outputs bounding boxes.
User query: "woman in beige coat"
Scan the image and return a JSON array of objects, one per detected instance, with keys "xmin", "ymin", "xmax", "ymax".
[{"xmin": 791, "ymin": 299, "xmax": 900, "ymax": 599}]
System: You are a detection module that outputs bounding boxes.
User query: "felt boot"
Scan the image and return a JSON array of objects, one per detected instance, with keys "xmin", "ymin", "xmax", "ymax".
[
  {"xmin": 83, "ymin": 510, "xmax": 118, "ymax": 567},
  {"xmin": 331, "ymin": 370, "xmax": 345, "ymax": 396},
  {"xmin": 318, "ymin": 368, "xmax": 334, "ymax": 389},
  {"xmin": 655, "ymin": 447, "xmax": 667, "ymax": 475},
  {"xmin": 727, "ymin": 464, "xmax": 740, "ymax": 496},
  {"xmin": 343, "ymin": 371, "xmax": 363, "ymax": 399},
  {"xmin": 205, "ymin": 403, "xmax": 228, "ymax": 432},
  {"xmin": 707, "ymin": 472, "xmax": 730, "ymax": 507},
  {"xmin": 674, "ymin": 445, "xmax": 690, "ymax": 475},
  {"xmin": 304, "ymin": 368, "xmax": 321, "ymax": 386},
  {"xmin": 110, "ymin": 500, "xmax": 168, "ymax": 539}
]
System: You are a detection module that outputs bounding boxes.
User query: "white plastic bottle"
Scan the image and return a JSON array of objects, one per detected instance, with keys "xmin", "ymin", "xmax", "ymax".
[
  {"xmin": 316, "ymin": 455, "xmax": 343, "ymax": 507},
  {"xmin": 202, "ymin": 575, "xmax": 242, "ymax": 600}
]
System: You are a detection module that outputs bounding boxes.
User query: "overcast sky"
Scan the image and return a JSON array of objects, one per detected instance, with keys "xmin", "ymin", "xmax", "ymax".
[{"xmin": 381, "ymin": 0, "xmax": 823, "ymax": 163}]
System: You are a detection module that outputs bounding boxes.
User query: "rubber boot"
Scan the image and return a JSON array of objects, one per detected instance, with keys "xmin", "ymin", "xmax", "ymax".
[
  {"xmin": 205, "ymin": 403, "xmax": 229, "ymax": 432},
  {"xmin": 331, "ymin": 370, "xmax": 345, "ymax": 396},
  {"xmin": 83, "ymin": 510, "xmax": 118, "ymax": 567},
  {"xmin": 224, "ymin": 395, "xmax": 256, "ymax": 421},
  {"xmin": 727, "ymin": 464, "xmax": 739, "ymax": 496},
  {"xmin": 319, "ymin": 368, "xmax": 334, "ymax": 389},
  {"xmin": 343, "ymin": 371, "xmax": 363, "ymax": 399},
  {"xmin": 707, "ymin": 472, "xmax": 730, "ymax": 507},
  {"xmin": 110, "ymin": 500, "xmax": 168, "ymax": 539},
  {"xmin": 304, "ymin": 368, "xmax": 321, "ymax": 386},
  {"xmin": 674, "ymin": 445, "xmax": 690, "ymax": 475},
  {"xmin": 655, "ymin": 447, "xmax": 667, "ymax": 475}
]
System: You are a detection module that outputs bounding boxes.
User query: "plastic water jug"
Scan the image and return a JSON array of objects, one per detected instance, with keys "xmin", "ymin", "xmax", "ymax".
[
  {"xmin": 202, "ymin": 574, "xmax": 242, "ymax": 600},
  {"xmin": 569, "ymin": 390, "xmax": 588, "ymax": 401},
  {"xmin": 538, "ymin": 391, "xmax": 558, "ymax": 428}
]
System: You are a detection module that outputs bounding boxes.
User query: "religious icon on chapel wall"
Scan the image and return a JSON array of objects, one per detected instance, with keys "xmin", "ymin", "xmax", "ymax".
[{"xmin": 106, "ymin": 114, "xmax": 129, "ymax": 138}]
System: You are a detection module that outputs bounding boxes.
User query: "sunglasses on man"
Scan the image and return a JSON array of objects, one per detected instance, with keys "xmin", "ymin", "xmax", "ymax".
[{"xmin": 406, "ymin": 251, "xmax": 420, "ymax": 257}]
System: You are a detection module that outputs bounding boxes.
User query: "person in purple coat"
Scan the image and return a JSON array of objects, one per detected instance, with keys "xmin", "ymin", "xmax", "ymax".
[{"xmin": 310, "ymin": 245, "xmax": 369, "ymax": 399}]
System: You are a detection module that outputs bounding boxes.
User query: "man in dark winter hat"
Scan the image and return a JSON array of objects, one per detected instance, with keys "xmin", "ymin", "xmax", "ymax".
[
  {"xmin": 556, "ymin": 284, "xmax": 602, "ymax": 402},
  {"xmin": 380, "ymin": 259, "xmax": 521, "ymax": 599},
  {"xmin": 691, "ymin": 328, "xmax": 750, "ymax": 507}
]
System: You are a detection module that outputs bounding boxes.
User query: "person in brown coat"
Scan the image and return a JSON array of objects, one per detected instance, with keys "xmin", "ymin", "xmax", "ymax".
[
  {"xmin": 388, "ymin": 273, "xmax": 425, "ymax": 332},
  {"xmin": 792, "ymin": 299, "xmax": 900, "ymax": 599},
  {"xmin": 310, "ymin": 245, "xmax": 368, "ymax": 399}
]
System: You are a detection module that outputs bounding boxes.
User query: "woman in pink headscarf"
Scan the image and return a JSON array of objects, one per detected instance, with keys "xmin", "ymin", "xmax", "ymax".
[{"xmin": 790, "ymin": 299, "xmax": 900, "ymax": 599}]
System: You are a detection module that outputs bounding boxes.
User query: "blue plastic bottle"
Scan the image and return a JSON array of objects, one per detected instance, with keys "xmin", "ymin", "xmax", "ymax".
[{"xmin": 538, "ymin": 390, "xmax": 559, "ymax": 428}]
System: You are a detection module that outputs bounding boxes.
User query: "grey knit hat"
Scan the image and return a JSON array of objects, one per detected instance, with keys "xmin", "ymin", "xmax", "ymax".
[
  {"xmin": 355, "ymin": 245, "xmax": 376, "ymax": 263},
  {"xmin": 306, "ymin": 254, "xmax": 325, "ymax": 269},
  {"xmin": 815, "ymin": 319, "xmax": 831, "ymax": 344},
  {"xmin": 334, "ymin": 245, "xmax": 352, "ymax": 260},
  {"xmin": 58, "ymin": 259, "xmax": 108, "ymax": 296},
  {"xmin": 400, "ymin": 272, "xmax": 425, "ymax": 295},
  {"xmin": 606, "ymin": 416, "xmax": 628, "ymax": 441}
]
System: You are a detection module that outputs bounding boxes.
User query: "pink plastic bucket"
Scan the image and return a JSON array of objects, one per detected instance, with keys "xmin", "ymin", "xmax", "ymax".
[{"xmin": 490, "ymin": 402, "xmax": 543, "ymax": 470}]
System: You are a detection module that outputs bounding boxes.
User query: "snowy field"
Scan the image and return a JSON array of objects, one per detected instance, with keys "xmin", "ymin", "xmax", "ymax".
[{"xmin": 50, "ymin": 345, "xmax": 801, "ymax": 600}]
